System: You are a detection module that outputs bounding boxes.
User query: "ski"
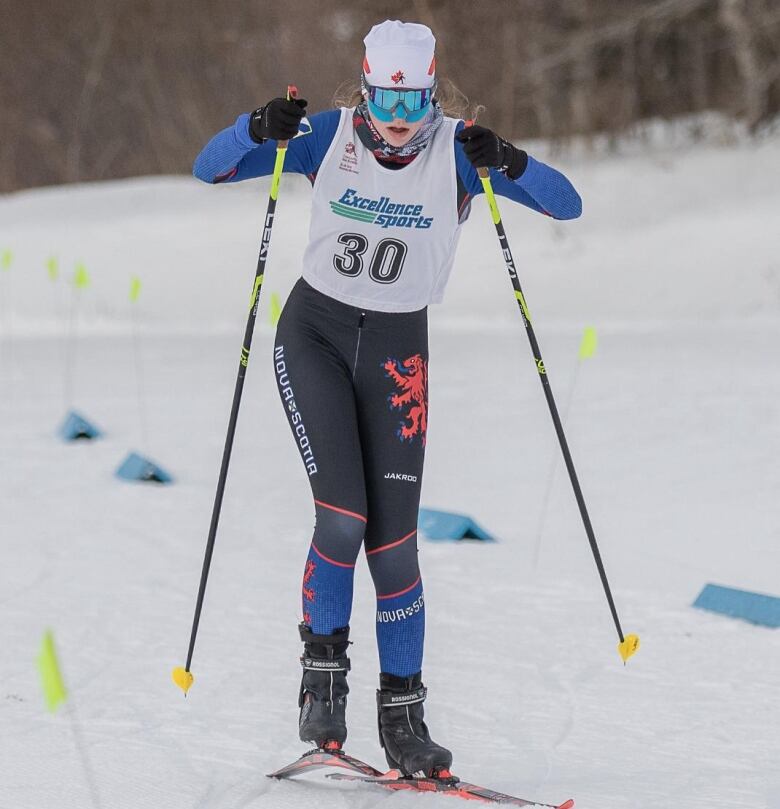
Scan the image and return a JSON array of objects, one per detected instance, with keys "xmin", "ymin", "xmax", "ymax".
[
  {"xmin": 268, "ymin": 746, "xmax": 573, "ymax": 808},
  {"xmin": 326, "ymin": 769, "xmax": 574, "ymax": 808},
  {"xmin": 266, "ymin": 743, "xmax": 383, "ymax": 780}
]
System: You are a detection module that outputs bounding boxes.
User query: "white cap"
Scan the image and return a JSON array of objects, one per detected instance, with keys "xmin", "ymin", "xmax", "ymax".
[{"xmin": 362, "ymin": 20, "xmax": 436, "ymax": 89}]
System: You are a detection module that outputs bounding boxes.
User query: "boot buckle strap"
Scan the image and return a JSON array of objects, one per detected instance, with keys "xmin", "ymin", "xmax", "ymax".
[
  {"xmin": 300, "ymin": 656, "xmax": 351, "ymax": 673},
  {"xmin": 378, "ymin": 685, "xmax": 427, "ymax": 708},
  {"xmin": 299, "ymin": 623, "xmax": 350, "ymax": 645}
]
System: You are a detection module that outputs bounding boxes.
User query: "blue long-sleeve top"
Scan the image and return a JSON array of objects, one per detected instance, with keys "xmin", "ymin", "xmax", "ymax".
[{"xmin": 193, "ymin": 110, "xmax": 582, "ymax": 221}]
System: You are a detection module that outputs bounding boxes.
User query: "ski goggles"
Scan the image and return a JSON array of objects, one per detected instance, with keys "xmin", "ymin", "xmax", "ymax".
[{"xmin": 363, "ymin": 79, "xmax": 436, "ymax": 123}]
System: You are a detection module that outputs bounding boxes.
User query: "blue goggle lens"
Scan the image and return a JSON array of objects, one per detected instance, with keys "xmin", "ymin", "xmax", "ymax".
[{"xmin": 365, "ymin": 84, "xmax": 434, "ymax": 122}]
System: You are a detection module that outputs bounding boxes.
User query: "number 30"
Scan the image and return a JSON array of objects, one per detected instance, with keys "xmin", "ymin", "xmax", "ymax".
[{"xmin": 334, "ymin": 233, "xmax": 408, "ymax": 284}]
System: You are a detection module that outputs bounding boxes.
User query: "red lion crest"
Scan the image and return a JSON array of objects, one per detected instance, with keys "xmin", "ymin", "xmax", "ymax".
[
  {"xmin": 384, "ymin": 354, "xmax": 428, "ymax": 444},
  {"xmin": 391, "ymin": 69, "xmax": 406, "ymax": 85}
]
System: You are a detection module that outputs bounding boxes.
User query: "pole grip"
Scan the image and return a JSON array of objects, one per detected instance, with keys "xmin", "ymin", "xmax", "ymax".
[
  {"xmin": 270, "ymin": 85, "xmax": 298, "ymax": 200},
  {"xmin": 275, "ymin": 84, "xmax": 299, "ymax": 150}
]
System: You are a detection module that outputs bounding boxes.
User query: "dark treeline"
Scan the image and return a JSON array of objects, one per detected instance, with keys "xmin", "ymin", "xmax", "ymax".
[{"xmin": 1, "ymin": 0, "xmax": 778, "ymax": 193}]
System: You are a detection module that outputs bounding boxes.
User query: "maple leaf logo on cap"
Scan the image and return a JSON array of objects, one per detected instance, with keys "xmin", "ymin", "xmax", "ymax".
[{"xmin": 391, "ymin": 69, "xmax": 405, "ymax": 85}]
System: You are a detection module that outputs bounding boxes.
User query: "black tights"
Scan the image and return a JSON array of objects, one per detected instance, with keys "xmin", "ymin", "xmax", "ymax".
[{"xmin": 274, "ymin": 278, "xmax": 429, "ymax": 676}]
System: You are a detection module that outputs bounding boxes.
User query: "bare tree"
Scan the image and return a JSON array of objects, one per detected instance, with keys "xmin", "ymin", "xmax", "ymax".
[{"xmin": 2, "ymin": 0, "xmax": 779, "ymax": 193}]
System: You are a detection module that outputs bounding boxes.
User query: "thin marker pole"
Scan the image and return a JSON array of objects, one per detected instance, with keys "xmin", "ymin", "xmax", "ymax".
[
  {"xmin": 476, "ymin": 166, "xmax": 638, "ymax": 663},
  {"xmin": 531, "ymin": 359, "xmax": 580, "ymax": 571},
  {"xmin": 130, "ymin": 282, "xmax": 149, "ymax": 449}
]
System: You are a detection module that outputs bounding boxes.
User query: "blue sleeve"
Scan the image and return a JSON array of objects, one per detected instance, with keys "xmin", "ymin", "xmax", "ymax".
[
  {"xmin": 453, "ymin": 121, "xmax": 582, "ymax": 221},
  {"xmin": 193, "ymin": 109, "xmax": 341, "ymax": 184}
]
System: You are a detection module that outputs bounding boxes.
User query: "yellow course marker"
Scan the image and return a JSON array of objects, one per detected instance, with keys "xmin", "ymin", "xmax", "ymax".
[
  {"xmin": 172, "ymin": 666, "xmax": 194, "ymax": 694},
  {"xmin": 269, "ymin": 292, "xmax": 283, "ymax": 326},
  {"xmin": 38, "ymin": 630, "xmax": 67, "ymax": 712},
  {"xmin": 129, "ymin": 276, "xmax": 142, "ymax": 303},
  {"xmin": 46, "ymin": 256, "xmax": 59, "ymax": 281},
  {"xmin": 74, "ymin": 263, "xmax": 90, "ymax": 289},
  {"xmin": 579, "ymin": 326, "xmax": 598, "ymax": 360},
  {"xmin": 618, "ymin": 633, "xmax": 640, "ymax": 664},
  {"xmin": 1, "ymin": 249, "xmax": 13, "ymax": 271}
]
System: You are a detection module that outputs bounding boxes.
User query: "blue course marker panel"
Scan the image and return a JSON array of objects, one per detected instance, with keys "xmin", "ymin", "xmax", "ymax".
[
  {"xmin": 58, "ymin": 410, "xmax": 102, "ymax": 441},
  {"xmin": 693, "ymin": 583, "xmax": 780, "ymax": 629},
  {"xmin": 116, "ymin": 452, "xmax": 173, "ymax": 484},
  {"xmin": 418, "ymin": 508, "xmax": 495, "ymax": 542}
]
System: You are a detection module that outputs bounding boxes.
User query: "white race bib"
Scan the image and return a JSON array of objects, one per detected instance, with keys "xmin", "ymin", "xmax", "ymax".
[{"xmin": 301, "ymin": 108, "xmax": 462, "ymax": 312}]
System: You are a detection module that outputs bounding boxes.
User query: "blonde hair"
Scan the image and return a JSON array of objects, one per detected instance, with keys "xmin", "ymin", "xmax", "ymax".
[{"xmin": 332, "ymin": 77, "xmax": 482, "ymax": 122}]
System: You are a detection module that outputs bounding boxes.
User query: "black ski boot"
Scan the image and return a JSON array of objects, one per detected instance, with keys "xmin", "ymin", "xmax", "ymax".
[
  {"xmin": 376, "ymin": 671, "xmax": 453, "ymax": 777},
  {"xmin": 297, "ymin": 624, "xmax": 351, "ymax": 748}
]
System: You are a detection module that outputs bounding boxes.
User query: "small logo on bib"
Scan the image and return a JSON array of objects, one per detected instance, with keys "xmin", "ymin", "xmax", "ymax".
[
  {"xmin": 339, "ymin": 142, "xmax": 359, "ymax": 174},
  {"xmin": 330, "ymin": 188, "xmax": 433, "ymax": 230}
]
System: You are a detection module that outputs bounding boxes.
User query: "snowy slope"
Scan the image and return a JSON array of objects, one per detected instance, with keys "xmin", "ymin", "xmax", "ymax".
[
  {"xmin": 1, "ymin": 133, "xmax": 779, "ymax": 809},
  {"xmin": 1, "ymin": 134, "xmax": 779, "ymax": 334}
]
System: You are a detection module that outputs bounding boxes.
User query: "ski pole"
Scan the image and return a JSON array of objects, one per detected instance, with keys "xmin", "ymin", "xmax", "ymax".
[
  {"xmin": 173, "ymin": 86, "xmax": 301, "ymax": 694},
  {"xmin": 476, "ymin": 165, "xmax": 639, "ymax": 664}
]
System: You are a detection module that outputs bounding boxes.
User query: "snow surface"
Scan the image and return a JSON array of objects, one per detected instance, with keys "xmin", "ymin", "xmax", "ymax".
[{"xmin": 1, "ymin": 134, "xmax": 779, "ymax": 809}]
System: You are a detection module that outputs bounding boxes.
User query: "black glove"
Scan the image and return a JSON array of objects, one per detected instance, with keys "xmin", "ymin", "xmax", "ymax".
[
  {"xmin": 249, "ymin": 97, "xmax": 308, "ymax": 143},
  {"xmin": 456, "ymin": 124, "xmax": 528, "ymax": 180}
]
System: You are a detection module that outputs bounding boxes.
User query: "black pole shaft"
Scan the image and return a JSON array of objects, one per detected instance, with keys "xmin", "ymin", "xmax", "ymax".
[
  {"xmin": 183, "ymin": 191, "xmax": 280, "ymax": 673},
  {"xmin": 489, "ymin": 204, "xmax": 625, "ymax": 643}
]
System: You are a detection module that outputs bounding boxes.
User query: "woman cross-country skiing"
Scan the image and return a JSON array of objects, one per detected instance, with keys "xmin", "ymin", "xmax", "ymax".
[{"xmin": 194, "ymin": 19, "xmax": 581, "ymax": 778}]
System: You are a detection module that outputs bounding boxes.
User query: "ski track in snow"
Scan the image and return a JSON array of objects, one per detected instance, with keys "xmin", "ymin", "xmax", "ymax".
[{"xmin": 2, "ymin": 135, "xmax": 780, "ymax": 809}]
